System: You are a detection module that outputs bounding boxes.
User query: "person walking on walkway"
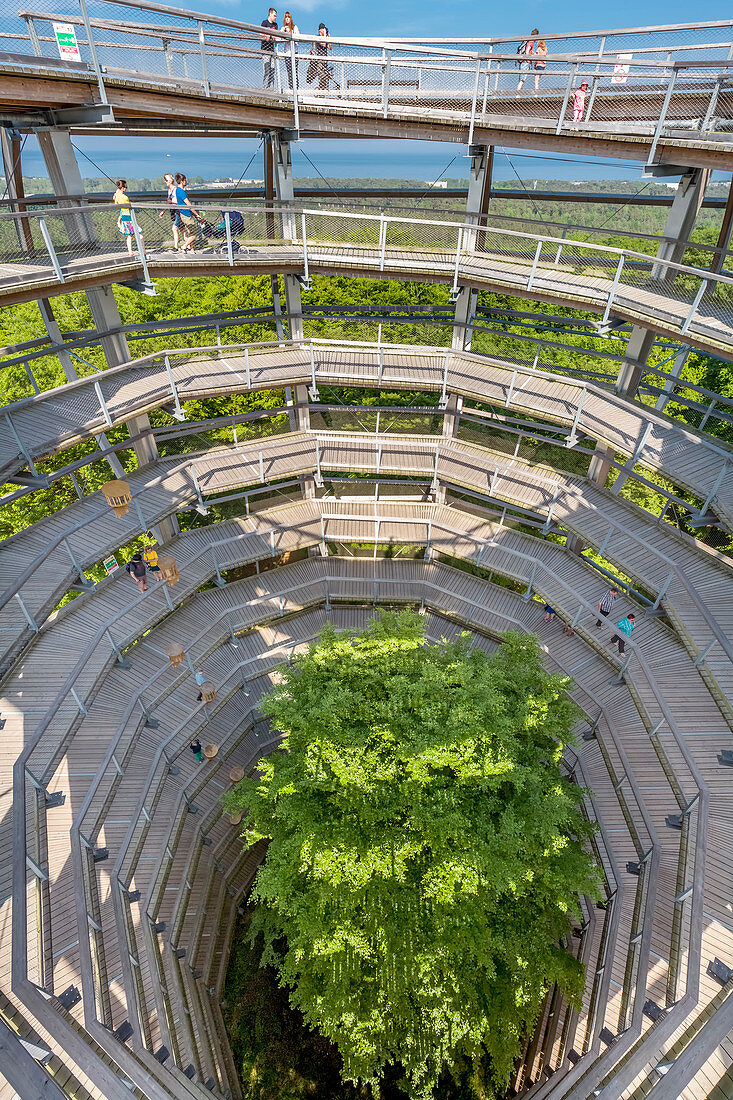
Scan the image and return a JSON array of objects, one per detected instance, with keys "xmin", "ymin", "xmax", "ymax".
[
  {"xmin": 173, "ymin": 173, "xmax": 202, "ymax": 252},
  {"xmin": 313, "ymin": 23, "xmax": 331, "ymax": 90},
  {"xmin": 610, "ymin": 612, "xmax": 635, "ymax": 655},
  {"xmin": 516, "ymin": 30, "xmax": 537, "ymax": 93},
  {"xmin": 533, "ymin": 37, "xmax": 547, "ymax": 93},
  {"xmin": 159, "ymin": 172, "xmax": 180, "ymax": 250},
  {"xmin": 190, "ymin": 738, "xmax": 203, "ymax": 762},
  {"xmin": 261, "ymin": 7, "xmax": 278, "ymax": 88},
  {"xmin": 543, "ymin": 602, "xmax": 556, "ymax": 623},
  {"xmin": 194, "ymin": 669, "xmax": 207, "ymax": 701},
  {"xmin": 596, "ymin": 586, "xmax": 618, "ymax": 627},
  {"xmin": 125, "ymin": 552, "xmax": 149, "ymax": 594},
  {"xmin": 573, "ymin": 79, "xmax": 589, "ymax": 122},
  {"xmin": 282, "ymin": 11, "xmax": 299, "ymax": 89},
  {"xmin": 114, "ymin": 179, "xmax": 144, "ymax": 258}
]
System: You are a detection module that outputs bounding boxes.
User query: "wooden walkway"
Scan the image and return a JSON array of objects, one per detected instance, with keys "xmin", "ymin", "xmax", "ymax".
[
  {"xmin": 1, "ymin": 60, "xmax": 732, "ymax": 167},
  {"xmin": 2, "ymin": 344, "xmax": 731, "ymax": 529},
  {"xmin": 3, "ymin": 428, "xmax": 732, "ymax": 725},
  {"xmin": 0, "ymin": 242, "xmax": 732, "ymax": 360},
  {"xmin": 0, "ymin": 490, "xmax": 732, "ymax": 1098}
]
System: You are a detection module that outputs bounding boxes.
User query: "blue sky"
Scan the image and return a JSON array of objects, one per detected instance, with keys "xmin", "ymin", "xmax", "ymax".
[{"xmin": 187, "ymin": 0, "xmax": 732, "ymax": 39}]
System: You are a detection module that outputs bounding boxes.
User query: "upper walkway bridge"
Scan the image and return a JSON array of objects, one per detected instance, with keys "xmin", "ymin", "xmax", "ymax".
[
  {"xmin": 1, "ymin": 10, "xmax": 733, "ymax": 169},
  {"xmin": 2, "ymin": 201, "xmax": 733, "ymax": 361}
]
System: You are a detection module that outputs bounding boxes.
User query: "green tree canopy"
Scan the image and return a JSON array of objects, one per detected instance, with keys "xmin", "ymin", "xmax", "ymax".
[{"xmin": 225, "ymin": 614, "xmax": 600, "ymax": 1098}]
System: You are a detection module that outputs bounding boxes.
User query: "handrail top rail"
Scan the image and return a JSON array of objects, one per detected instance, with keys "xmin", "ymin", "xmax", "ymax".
[
  {"xmin": 9, "ymin": 21, "xmax": 732, "ymax": 70},
  {"xmin": 2, "ymin": 200, "xmax": 732, "ymax": 289},
  {"xmin": 3, "ymin": 334, "xmax": 732, "ymax": 471},
  {"xmin": 15, "ymin": 1, "xmax": 733, "ymax": 53}
]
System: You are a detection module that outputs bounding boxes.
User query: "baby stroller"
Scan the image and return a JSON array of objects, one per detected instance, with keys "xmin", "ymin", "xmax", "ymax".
[{"xmin": 200, "ymin": 210, "xmax": 246, "ymax": 251}]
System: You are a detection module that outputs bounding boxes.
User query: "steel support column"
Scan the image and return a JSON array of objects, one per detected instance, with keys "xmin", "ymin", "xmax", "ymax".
[
  {"xmin": 615, "ymin": 167, "xmax": 709, "ymax": 399},
  {"xmin": 451, "ymin": 145, "xmax": 491, "ymax": 351},
  {"xmin": 710, "ymin": 173, "xmax": 733, "ymax": 274},
  {"xmin": 1, "ymin": 127, "xmax": 33, "ymax": 252},
  {"xmin": 271, "ymin": 131, "xmax": 303, "ymax": 341},
  {"xmin": 452, "ymin": 286, "xmax": 477, "ymax": 351},
  {"xmin": 37, "ymin": 129, "xmax": 176, "ymax": 540},
  {"xmin": 464, "ymin": 144, "xmax": 493, "ymax": 253}
]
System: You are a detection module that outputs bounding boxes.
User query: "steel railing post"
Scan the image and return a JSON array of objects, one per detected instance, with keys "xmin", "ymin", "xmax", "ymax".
[
  {"xmin": 291, "ymin": 38, "xmax": 300, "ymax": 132},
  {"xmin": 15, "ymin": 592, "xmax": 39, "ymax": 632},
  {"xmin": 71, "ymin": 686, "xmax": 88, "ymax": 716},
  {"xmin": 63, "ymin": 537, "xmax": 92, "ymax": 587},
  {"xmin": 698, "ymin": 398, "xmax": 717, "ymax": 432},
  {"xmin": 382, "ymin": 50, "xmax": 392, "ymax": 117},
  {"xmin": 93, "ymin": 380, "xmax": 113, "ymax": 427},
  {"xmin": 701, "ymin": 77, "xmax": 721, "ymax": 131},
  {"xmin": 106, "ymin": 628, "xmax": 130, "ymax": 667},
  {"xmin": 526, "ymin": 240, "xmax": 543, "ymax": 291},
  {"xmin": 680, "ymin": 279, "xmax": 708, "ymax": 335},
  {"xmin": 315, "ymin": 438, "xmax": 323, "ymax": 487},
  {"xmin": 451, "ymin": 228, "xmax": 463, "ymax": 297},
  {"xmin": 245, "ymin": 346, "xmax": 251, "ymax": 389},
  {"xmin": 129, "ymin": 210, "xmax": 150, "ymax": 284},
  {"xmin": 163, "ymin": 355, "xmax": 186, "ymax": 421},
  {"xmin": 78, "ymin": 0, "xmax": 109, "ymax": 108},
  {"xmin": 647, "ymin": 68, "xmax": 678, "ymax": 166},
  {"xmin": 24, "ymin": 15, "xmax": 42, "ymax": 55},
  {"xmin": 379, "ymin": 214, "xmax": 387, "ymax": 271},
  {"xmin": 542, "ymin": 485, "xmax": 560, "ymax": 532},
  {"xmin": 198, "ymin": 20, "xmax": 211, "ymax": 96},
  {"xmin": 566, "ymin": 388, "xmax": 587, "ymax": 447},
  {"xmin": 585, "ymin": 75, "xmax": 600, "ymax": 123},
  {"xmin": 602, "ymin": 255, "xmax": 625, "ymax": 325},
  {"xmin": 5, "ymin": 411, "xmax": 39, "ymax": 475},
  {"xmin": 700, "ymin": 461, "xmax": 728, "ymax": 515},
  {"xmin": 468, "ymin": 57, "xmax": 481, "ymax": 145},
  {"xmin": 522, "ymin": 561, "xmax": 537, "ymax": 600},
  {"xmin": 38, "ymin": 217, "xmax": 65, "ymax": 283},
  {"xmin": 224, "ymin": 211, "xmax": 233, "ymax": 266},
  {"xmin": 556, "ymin": 63, "xmax": 578, "ymax": 135},
  {"xmin": 189, "ymin": 464, "xmax": 206, "ymax": 510},
  {"xmin": 301, "ymin": 213, "xmax": 310, "ymax": 285},
  {"xmin": 211, "ymin": 546, "xmax": 226, "ymax": 587}
]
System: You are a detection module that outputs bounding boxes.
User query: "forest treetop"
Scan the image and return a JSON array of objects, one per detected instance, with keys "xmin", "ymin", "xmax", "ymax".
[{"xmin": 225, "ymin": 613, "xmax": 601, "ymax": 1099}]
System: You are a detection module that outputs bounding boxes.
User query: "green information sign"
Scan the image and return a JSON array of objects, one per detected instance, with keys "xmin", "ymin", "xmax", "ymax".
[
  {"xmin": 103, "ymin": 555, "xmax": 119, "ymax": 576},
  {"xmin": 53, "ymin": 23, "xmax": 82, "ymax": 63}
]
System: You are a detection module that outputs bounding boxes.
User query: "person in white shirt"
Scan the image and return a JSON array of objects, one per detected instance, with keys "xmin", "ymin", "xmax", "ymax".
[{"xmin": 282, "ymin": 11, "xmax": 300, "ymax": 89}]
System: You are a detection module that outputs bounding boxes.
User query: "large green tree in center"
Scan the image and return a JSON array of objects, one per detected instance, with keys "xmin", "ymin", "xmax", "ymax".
[{"xmin": 225, "ymin": 613, "xmax": 600, "ymax": 1098}]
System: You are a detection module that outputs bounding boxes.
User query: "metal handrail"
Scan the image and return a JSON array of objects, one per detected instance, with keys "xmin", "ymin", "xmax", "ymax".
[
  {"xmin": 45, "ymin": 543, "xmax": 698, "ymax": 1075},
  {"xmin": 1, "ymin": 350, "xmax": 731, "ymax": 672},
  {"xmin": 2, "ymin": 203, "xmax": 732, "ymax": 322}
]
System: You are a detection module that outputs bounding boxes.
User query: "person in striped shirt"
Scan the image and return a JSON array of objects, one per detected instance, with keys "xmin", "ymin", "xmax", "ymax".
[{"xmin": 596, "ymin": 587, "xmax": 618, "ymax": 627}]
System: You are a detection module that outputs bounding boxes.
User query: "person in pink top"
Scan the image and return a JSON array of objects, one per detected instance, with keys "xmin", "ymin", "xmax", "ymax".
[{"xmin": 573, "ymin": 79, "xmax": 589, "ymax": 121}]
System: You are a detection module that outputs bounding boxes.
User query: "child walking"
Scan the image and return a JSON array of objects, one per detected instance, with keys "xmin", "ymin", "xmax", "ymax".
[
  {"xmin": 573, "ymin": 79, "xmax": 589, "ymax": 122},
  {"xmin": 114, "ymin": 179, "xmax": 144, "ymax": 258}
]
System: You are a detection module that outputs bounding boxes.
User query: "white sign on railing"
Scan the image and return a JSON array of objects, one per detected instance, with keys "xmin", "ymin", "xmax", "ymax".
[
  {"xmin": 53, "ymin": 22, "xmax": 82, "ymax": 62},
  {"xmin": 612, "ymin": 53, "xmax": 632, "ymax": 84}
]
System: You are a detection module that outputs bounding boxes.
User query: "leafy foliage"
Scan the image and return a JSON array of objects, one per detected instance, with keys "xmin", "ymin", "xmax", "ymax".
[{"xmin": 225, "ymin": 614, "xmax": 600, "ymax": 1099}]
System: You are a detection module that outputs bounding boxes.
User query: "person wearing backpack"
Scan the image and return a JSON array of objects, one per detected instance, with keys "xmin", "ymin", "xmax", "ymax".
[
  {"xmin": 516, "ymin": 30, "xmax": 538, "ymax": 93},
  {"xmin": 124, "ymin": 552, "xmax": 149, "ymax": 594}
]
